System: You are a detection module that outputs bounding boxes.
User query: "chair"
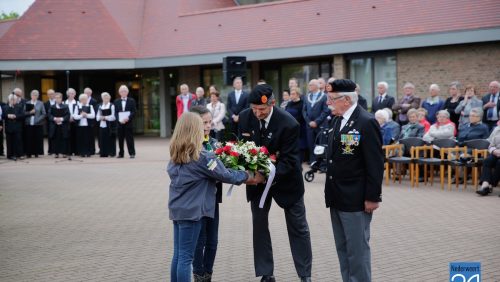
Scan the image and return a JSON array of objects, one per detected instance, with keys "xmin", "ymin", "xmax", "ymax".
[
  {"xmin": 414, "ymin": 139, "xmax": 458, "ymax": 189},
  {"xmin": 463, "ymin": 139, "xmax": 490, "ymax": 190},
  {"xmin": 446, "ymin": 146, "xmax": 469, "ymax": 190},
  {"xmin": 384, "ymin": 137, "xmax": 425, "ymax": 187}
]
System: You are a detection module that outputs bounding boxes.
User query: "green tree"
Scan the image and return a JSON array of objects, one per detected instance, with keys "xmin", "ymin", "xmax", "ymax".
[{"xmin": 0, "ymin": 11, "xmax": 19, "ymax": 21}]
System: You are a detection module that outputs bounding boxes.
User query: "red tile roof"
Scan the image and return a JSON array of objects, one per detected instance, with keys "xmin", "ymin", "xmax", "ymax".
[
  {"xmin": 0, "ymin": 0, "xmax": 499, "ymax": 61},
  {"xmin": 0, "ymin": 19, "xmax": 17, "ymax": 38}
]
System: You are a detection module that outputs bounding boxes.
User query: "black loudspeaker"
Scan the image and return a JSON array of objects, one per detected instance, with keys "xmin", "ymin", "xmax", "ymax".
[{"xmin": 223, "ymin": 56, "xmax": 247, "ymax": 85}]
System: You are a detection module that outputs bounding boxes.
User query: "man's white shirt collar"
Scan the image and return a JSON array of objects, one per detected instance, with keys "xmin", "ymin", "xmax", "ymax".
[{"xmin": 262, "ymin": 107, "xmax": 274, "ymax": 128}]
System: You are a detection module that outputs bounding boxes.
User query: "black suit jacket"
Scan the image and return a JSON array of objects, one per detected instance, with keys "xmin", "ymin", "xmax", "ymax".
[
  {"xmin": 114, "ymin": 97, "xmax": 137, "ymax": 128},
  {"xmin": 371, "ymin": 95, "xmax": 395, "ymax": 113},
  {"xmin": 2, "ymin": 104, "xmax": 25, "ymax": 133},
  {"xmin": 48, "ymin": 104, "xmax": 70, "ymax": 138},
  {"xmin": 238, "ymin": 106, "xmax": 304, "ymax": 208},
  {"xmin": 325, "ymin": 105, "xmax": 383, "ymax": 212},
  {"xmin": 481, "ymin": 93, "xmax": 500, "ymax": 122},
  {"xmin": 88, "ymin": 97, "xmax": 99, "ymax": 126},
  {"xmin": 227, "ymin": 90, "xmax": 249, "ymax": 118}
]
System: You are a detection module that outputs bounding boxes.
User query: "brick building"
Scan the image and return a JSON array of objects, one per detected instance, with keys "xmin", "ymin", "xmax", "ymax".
[{"xmin": 0, "ymin": 0, "xmax": 499, "ymax": 137}]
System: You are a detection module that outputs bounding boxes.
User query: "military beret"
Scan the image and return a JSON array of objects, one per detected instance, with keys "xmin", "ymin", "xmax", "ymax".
[
  {"xmin": 248, "ymin": 84, "xmax": 274, "ymax": 105},
  {"xmin": 329, "ymin": 79, "xmax": 356, "ymax": 93}
]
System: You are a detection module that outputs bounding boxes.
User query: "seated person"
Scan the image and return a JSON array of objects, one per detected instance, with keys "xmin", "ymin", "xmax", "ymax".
[
  {"xmin": 417, "ymin": 108, "xmax": 431, "ymax": 133},
  {"xmin": 423, "ymin": 110, "xmax": 456, "ymax": 142},
  {"xmin": 457, "ymin": 108, "xmax": 490, "ymax": 144},
  {"xmin": 476, "ymin": 120, "xmax": 500, "ymax": 196},
  {"xmin": 383, "ymin": 108, "xmax": 401, "ymax": 140},
  {"xmin": 399, "ymin": 109, "xmax": 425, "ymax": 139},
  {"xmin": 375, "ymin": 109, "xmax": 399, "ymax": 145}
]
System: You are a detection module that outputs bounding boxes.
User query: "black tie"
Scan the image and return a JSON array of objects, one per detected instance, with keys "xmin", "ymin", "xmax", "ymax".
[{"xmin": 260, "ymin": 119, "xmax": 267, "ymax": 144}]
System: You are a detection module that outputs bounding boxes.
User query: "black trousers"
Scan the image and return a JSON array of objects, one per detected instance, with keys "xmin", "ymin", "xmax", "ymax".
[
  {"xmin": 99, "ymin": 127, "xmax": 116, "ymax": 157},
  {"xmin": 68, "ymin": 122, "xmax": 78, "ymax": 155},
  {"xmin": 76, "ymin": 126, "xmax": 93, "ymax": 156},
  {"xmin": 481, "ymin": 155, "xmax": 500, "ymax": 186},
  {"xmin": 250, "ymin": 196, "xmax": 312, "ymax": 278},
  {"xmin": 25, "ymin": 125, "xmax": 44, "ymax": 156},
  {"xmin": 6, "ymin": 131, "xmax": 23, "ymax": 158},
  {"xmin": 117, "ymin": 125, "xmax": 135, "ymax": 156},
  {"xmin": 52, "ymin": 125, "xmax": 68, "ymax": 155},
  {"xmin": 0, "ymin": 126, "xmax": 4, "ymax": 155}
]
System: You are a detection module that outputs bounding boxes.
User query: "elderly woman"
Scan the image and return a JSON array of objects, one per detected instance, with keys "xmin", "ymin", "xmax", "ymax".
[
  {"xmin": 383, "ymin": 108, "xmax": 401, "ymax": 141},
  {"xmin": 48, "ymin": 93, "xmax": 70, "ymax": 158},
  {"xmin": 421, "ymin": 84, "xmax": 445, "ymax": 124},
  {"xmin": 280, "ymin": 89, "xmax": 290, "ymax": 109},
  {"xmin": 286, "ymin": 87, "xmax": 308, "ymax": 162},
  {"xmin": 65, "ymin": 88, "xmax": 79, "ymax": 156},
  {"xmin": 167, "ymin": 112, "xmax": 262, "ymax": 282},
  {"xmin": 206, "ymin": 87, "xmax": 226, "ymax": 142},
  {"xmin": 192, "ymin": 87, "xmax": 207, "ymax": 107},
  {"xmin": 417, "ymin": 108, "xmax": 431, "ymax": 133},
  {"xmin": 399, "ymin": 108, "xmax": 425, "ymax": 139},
  {"xmin": 96, "ymin": 92, "xmax": 117, "ymax": 158},
  {"xmin": 455, "ymin": 85, "xmax": 483, "ymax": 130},
  {"xmin": 73, "ymin": 93, "xmax": 96, "ymax": 157},
  {"xmin": 443, "ymin": 82, "xmax": 463, "ymax": 127},
  {"xmin": 24, "ymin": 90, "xmax": 46, "ymax": 158},
  {"xmin": 423, "ymin": 110, "xmax": 456, "ymax": 142},
  {"xmin": 375, "ymin": 109, "xmax": 399, "ymax": 145},
  {"xmin": 476, "ymin": 120, "xmax": 500, "ymax": 196},
  {"xmin": 2, "ymin": 94, "xmax": 25, "ymax": 160},
  {"xmin": 457, "ymin": 108, "xmax": 490, "ymax": 143}
]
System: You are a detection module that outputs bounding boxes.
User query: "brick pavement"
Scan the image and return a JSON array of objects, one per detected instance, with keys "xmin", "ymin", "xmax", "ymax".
[{"xmin": 0, "ymin": 138, "xmax": 499, "ymax": 281}]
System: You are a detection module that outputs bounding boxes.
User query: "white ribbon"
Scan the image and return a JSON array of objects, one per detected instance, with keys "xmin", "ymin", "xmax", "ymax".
[
  {"xmin": 226, "ymin": 162, "xmax": 277, "ymax": 209},
  {"xmin": 259, "ymin": 162, "xmax": 276, "ymax": 208}
]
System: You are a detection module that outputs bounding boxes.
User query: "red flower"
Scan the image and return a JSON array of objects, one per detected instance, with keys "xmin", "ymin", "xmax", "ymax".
[
  {"xmin": 270, "ymin": 154, "xmax": 277, "ymax": 162},
  {"xmin": 249, "ymin": 148, "xmax": 258, "ymax": 155},
  {"xmin": 260, "ymin": 146, "xmax": 269, "ymax": 155},
  {"xmin": 223, "ymin": 145, "xmax": 232, "ymax": 153},
  {"xmin": 230, "ymin": 151, "xmax": 240, "ymax": 157},
  {"xmin": 215, "ymin": 148, "xmax": 224, "ymax": 155}
]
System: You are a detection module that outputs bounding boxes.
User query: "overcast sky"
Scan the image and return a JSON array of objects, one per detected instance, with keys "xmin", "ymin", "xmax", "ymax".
[{"xmin": 0, "ymin": 0, "xmax": 35, "ymax": 15}]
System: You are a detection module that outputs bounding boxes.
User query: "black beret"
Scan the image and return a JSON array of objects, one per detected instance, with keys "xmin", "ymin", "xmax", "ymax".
[
  {"xmin": 249, "ymin": 84, "xmax": 274, "ymax": 105},
  {"xmin": 329, "ymin": 79, "xmax": 356, "ymax": 93}
]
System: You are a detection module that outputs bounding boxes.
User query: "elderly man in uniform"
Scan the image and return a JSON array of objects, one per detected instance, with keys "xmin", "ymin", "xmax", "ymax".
[
  {"xmin": 239, "ymin": 84, "xmax": 312, "ymax": 282},
  {"xmin": 325, "ymin": 79, "xmax": 384, "ymax": 282}
]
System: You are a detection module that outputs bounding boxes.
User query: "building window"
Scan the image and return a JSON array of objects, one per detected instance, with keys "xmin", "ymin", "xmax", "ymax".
[{"xmin": 347, "ymin": 53, "xmax": 396, "ymax": 110}]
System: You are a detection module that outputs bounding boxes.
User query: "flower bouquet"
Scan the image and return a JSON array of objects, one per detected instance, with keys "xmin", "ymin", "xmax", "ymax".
[{"xmin": 215, "ymin": 141, "xmax": 277, "ymax": 208}]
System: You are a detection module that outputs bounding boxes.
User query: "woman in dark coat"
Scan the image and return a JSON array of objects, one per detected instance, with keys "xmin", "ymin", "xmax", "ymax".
[
  {"xmin": 96, "ymin": 92, "xmax": 117, "ymax": 157},
  {"xmin": 3, "ymin": 94, "xmax": 25, "ymax": 160},
  {"xmin": 24, "ymin": 90, "xmax": 46, "ymax": 158},
  {"xmin": 49, "ymin": 93, "xmax": 70, "ymax": 158},
  {"xmin": 286, "ymin": 87, "xmax": 308, "ymax": 163}
]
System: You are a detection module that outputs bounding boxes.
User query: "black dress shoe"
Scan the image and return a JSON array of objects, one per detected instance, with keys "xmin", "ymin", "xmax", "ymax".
[
  {"xmin": 261, "ymin": 276, "xmax": 276, "ymax": 282},
  {"xmin": 117, "ymin": 155, "xmax": 124, "ymax": 158},
  {"xmin": 130, "ymin": 155, "xmax": 135, "ymax": 159},
  {"xmin": 300, "ymin": 277, "xmax": 312, "ymax": 282},
  {"xmin": 476, "ymin": 188, "xmax": 491, "ymax": 196}
]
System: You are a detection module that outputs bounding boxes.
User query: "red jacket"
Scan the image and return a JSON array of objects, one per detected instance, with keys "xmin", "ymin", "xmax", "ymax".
[{"xmin": 176, "ymin": 93, "xmax": 196, "ymax": 118}]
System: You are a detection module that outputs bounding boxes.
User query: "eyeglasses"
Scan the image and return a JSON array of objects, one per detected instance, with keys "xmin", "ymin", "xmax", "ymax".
[{"xmin": 327, "ymin": 95, "xmax": 345, "ymax": 102}]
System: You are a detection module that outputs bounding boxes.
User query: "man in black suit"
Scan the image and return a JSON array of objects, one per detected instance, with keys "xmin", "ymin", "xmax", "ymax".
[
  {"xmin": 13, "ymin": 88, "xmax": 26, "ymax": 156},
  {"xmin": 3, "ymin": 94, "xmax": 25, "ymax": 160},
  {"xmin": 371, "ymin": 81, "xmax": 395, "ymax": 113},
  {"xmin": 0, "ymin": 101, "xmax": 5, "ymax": 156},
  {"xmin": 84, "ymin": 87, "xmax": 99, "ymax": 154},
  {"xmin": 325, "ymin": 79, "xmax": 383, "ymax": 282},
  {"xmin": 227, "ymin": 77, "xmax": 249, "ymax": 139},
  {"xmin": 239, "ymin": 84, "xmax": 312, "ymax": 282},
  {"xmin": 114, "ymin": 85, "xmax": 136, "ymax": 158},
  {"xmin": 482, "ymin": 80, "xmax": 500, "ymax": 132},
  {"xmin": 44, "ymin": 89, "xmax": 56, "ymax": 155}
]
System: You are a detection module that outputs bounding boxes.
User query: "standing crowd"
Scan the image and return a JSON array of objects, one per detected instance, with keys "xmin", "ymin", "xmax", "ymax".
[{"xmin": 0, "ymin": 85, "xmax": 137, "ymax": 160}]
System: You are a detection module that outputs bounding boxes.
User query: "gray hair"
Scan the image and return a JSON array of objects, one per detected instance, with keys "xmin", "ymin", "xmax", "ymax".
[
  {"xmin": 436, "ymin": 110, "xmax": 450, "ymax": 118},
  {"xmin": 54, "ymin": 92, "xmax": 63, "ymax": 98},
  {"xmin": 119, "ymin": 85, "xmax": 129, "ymax": 93},
  {"xmin": 101, "ymin": 92, "xmax": 111, "ymax": 99},
  {"xmin": 429, "ymin": 84, "xmax": 440, "ymax": 92},
  {"xmin": 449, "ymin": 81, "xmax": 461, "ymax": 89},
  {"xmin": 78, "ymin": 93, "xmax": 88, "ymax": 101},
  {"xmin": 383, "ymin": 108, "xmax": 394, "ymax": 120},
  {"xmin": 403, "ymin": 82, "xmax": 415, "ymax": 89},
  {"xmin": 30, "ymin": 90, "xmax": 39, "ymax": 97},
  {"xmin": 470, "ymin": 107, "xmax": 483, "ymax": 119},
  {"xmin": 490, "ymin": 81, "xmax": 500, "ymax": 88},
  {"xmin": 8, "ymin": 93, "xmax": 17, "ymax": 102},
  {"xmin": 327, "ymin": 77, "xmax": 336, "ymax": 83},
  {"xmin": 308, "ymin": 79, "xmax": 320, "ymax": 87},
  {"xmin": 13, "ymin": 88, "xmax": 23, "ymax": 95},
  {"xmin": 377, "ymin": 81, "xmax": 389, "ymax": 90},
  {"xmin": 66, "ymin": 88, "xmax": 76, "ymax": 95},
  {"xmin": 375, "ymin": 109, "xmax": 389, "ymax": 123},
  {"xmin": 339, "ymin": 91, "xmax": 358, "ymax": 104}
]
